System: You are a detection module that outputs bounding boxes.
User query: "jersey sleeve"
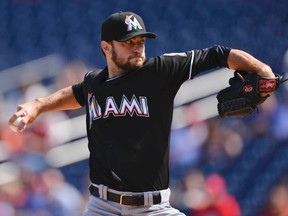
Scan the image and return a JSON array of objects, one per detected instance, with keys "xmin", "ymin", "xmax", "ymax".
[
  {"xmin": 158, "ymin": 45, "xmax": 231, "ymax": 91},
  {"xmin": 192, "ymin": 45, "xmax": 231, "ymax": 75},
  {"xmin": 158, "ymin": 51, "xmax": 194, "ymax": 91},
  {"xmin": 72, "ymin": 70, "xmax": 97, "ymax": 107},
  {"xmin": 72, "ymin": 81, "xmax": 85, "ymax": 107}
]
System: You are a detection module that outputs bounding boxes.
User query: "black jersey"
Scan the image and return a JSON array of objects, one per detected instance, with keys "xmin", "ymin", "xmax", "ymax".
[{"xmin": 72, "ymin": 45, "xmax": 230, "ymax": 192}]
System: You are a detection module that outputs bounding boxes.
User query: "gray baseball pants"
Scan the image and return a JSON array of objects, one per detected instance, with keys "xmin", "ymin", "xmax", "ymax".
[{"xmin": 83, "ymin": 184, "xmax": 185, "ymax": 216}]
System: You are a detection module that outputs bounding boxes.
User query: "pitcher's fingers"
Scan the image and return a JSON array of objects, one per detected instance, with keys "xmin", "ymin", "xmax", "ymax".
[{"xmin": 8, "ymin": 111, "xmax": 26, "ymax": 126}]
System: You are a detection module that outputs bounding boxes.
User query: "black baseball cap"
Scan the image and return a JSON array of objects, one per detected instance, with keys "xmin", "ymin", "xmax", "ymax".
[{"xmin": 101, "ymin": 11, "xmax": 156, "ymax": 42}]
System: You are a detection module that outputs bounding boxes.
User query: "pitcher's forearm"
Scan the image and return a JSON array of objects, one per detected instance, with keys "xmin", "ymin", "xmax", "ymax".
[
  {"xmin": 9, "ymin": 85, "xmax": 82, "ymax": 130},
  {"xmin": 35, "ymin": 86, "xmax": 81, "ymax": 114},
  {"xmin": 227, "ymin": 49, "xmax": 274, "ymax": 78}
]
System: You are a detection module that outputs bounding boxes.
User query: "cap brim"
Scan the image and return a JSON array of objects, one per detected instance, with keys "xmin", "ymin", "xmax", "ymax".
[{"xmin": 117, "ymin": 32, "xmax": 156, "ymax": 42}]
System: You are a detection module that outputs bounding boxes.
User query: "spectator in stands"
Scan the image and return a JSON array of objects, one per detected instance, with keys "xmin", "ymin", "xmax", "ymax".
[
  {"xmin": 199, "ymin": 119, "xmax": 244, "ymax": 168},
  {"xmin": 261, "ymin": 177, "xmax": 288, "ymax": 216},
  {"xmin": 170, "ymin": 120, "xmax": 208, "ymax": 173},
  {"xmin": 179, "ymin": 169, "xmax": 208, "ymax": 213},
  {"xmin": 189, "ymin": 173, "xmax": 241, "ymax": 216},
  {"xmin": 0, "ymin": 191, "xmax": 15, "ymax": 216},
  {"xmin": 42, "ymin": 168, "xmax": 85, "ymax": 216}
]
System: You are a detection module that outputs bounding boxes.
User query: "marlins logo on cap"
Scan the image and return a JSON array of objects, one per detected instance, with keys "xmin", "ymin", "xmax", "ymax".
[
  {"xmin": 101, "ymin": 11, "xmax": 156, "ymax": 42},
  {"xmin": 125, "ymin": 15, "xmax": 143, "ymax": 31}
]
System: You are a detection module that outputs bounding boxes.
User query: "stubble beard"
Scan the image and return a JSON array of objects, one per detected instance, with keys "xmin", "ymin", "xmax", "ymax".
[{"xmin": 111, "ymin": 47, "xmax": 146, "ymax": 72}]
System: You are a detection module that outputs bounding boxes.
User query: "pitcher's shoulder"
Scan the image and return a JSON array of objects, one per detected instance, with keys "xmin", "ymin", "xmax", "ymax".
[{"xmin": 85, "ymin": 69, "xmax": 103, "ymax": 78}]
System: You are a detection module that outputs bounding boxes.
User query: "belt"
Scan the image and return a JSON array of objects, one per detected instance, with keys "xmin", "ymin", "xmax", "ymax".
[{"xmin": 89, "ymin": 185, "xmax": 162, "ymax": 206}]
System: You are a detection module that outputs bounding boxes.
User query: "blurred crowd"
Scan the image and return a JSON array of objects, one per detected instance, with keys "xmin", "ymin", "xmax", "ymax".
[
  {"xmin": 0, "ymin": 60, "xmax": 288, "ymax": 216},
  {"xmin": 169, "ymin": 89, "xmax": 288, "ymax": 215},
  {"xmin": 0, "ymin": 61, "xmax": 89, "ymax": 216}
]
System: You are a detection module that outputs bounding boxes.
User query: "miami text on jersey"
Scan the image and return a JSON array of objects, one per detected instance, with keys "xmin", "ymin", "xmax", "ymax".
[{"xmin": 88, "ymin": 93, "xmax": 149, "ymax": 126}]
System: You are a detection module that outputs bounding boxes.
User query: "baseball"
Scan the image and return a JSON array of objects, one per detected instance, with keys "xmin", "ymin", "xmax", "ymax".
[{"xmin": 9, "ymin": 116, "xmax": 25, "ymax": 132}]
